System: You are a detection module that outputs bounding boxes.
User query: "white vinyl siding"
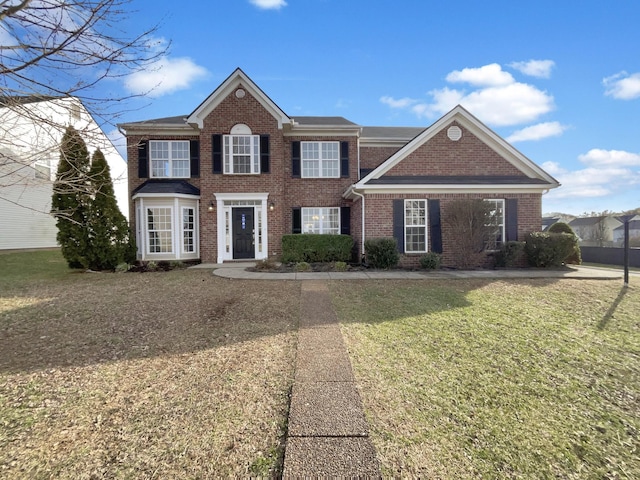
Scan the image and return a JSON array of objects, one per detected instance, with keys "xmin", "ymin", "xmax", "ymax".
[{"xmin": 301, "ymin": 141, "xmax": 339, "ymax": 178}]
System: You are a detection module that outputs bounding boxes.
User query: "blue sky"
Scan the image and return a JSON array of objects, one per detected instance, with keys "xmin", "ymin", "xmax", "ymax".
[{"xmin": 111, "ymin": 0, "xmax": 640, "ymax": 216}]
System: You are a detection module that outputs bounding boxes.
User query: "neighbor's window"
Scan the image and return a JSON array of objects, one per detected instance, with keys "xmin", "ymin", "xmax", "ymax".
[
  {"xmin": 147, "ymin": 207, "xmax": 173, "ymax": 253},
  {"xmin": 223, "ymin": 135, "xmax": 260, "ymax": 174},
  {"xmin": 405, "ymin": 199, "xmax": 427, "ymax": 253},
  {"xmin": 150, "ymin": 140, "xmax": 190, "ymax": 178},
  {"xmin": 182, "ymin": 207, "xmax": 195, "ymax": 253},
  {"xmin": 301, "ymin": 141, "xmax": 339, "ymax": 178},
  {"xmin": 302, "ymin": 207, "xmax": 340, "ymax": 234},
  {"xmin": 484, "ymin": 199, "xmax": 505, "ymax": 251}
]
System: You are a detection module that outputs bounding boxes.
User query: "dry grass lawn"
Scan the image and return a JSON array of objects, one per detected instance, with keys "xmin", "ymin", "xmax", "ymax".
[
  {"xmin": 332, "ymin": 278, "xmax": 640, "ymax": 479},
  {"xmin": 0, "ymin": 251, "xmax": 300, "ymax": 478}
]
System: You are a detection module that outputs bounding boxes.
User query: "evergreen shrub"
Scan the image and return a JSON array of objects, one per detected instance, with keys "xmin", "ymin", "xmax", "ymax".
[
  {"xmin": 364, "ymin": 238, "xmax": 400, "ymax": 269},
  {"xmin": 419, "ymin": 252, "xmax": 442, "ymax": 270},
  {"xmin": 524, "ymin": 232, "xmax": 578, "ymax": 268},
  {"xmin": 281, "ymin": 234, "xmax": 353, "ymax": 263}
]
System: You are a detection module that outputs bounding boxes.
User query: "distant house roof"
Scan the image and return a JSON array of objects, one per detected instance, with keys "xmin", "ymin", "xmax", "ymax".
[
  {"xmin": 132, "ymin": 180, "xmax": 200, "ymax": 196},
  {"xmin": 613, "ymin": 220, "xmax": 640, "ymax": 231},
  {"xmin": 0, "ymin": 95, "xmax": 59, "ymax": 106},
  {"xmin": 569, "ymin": 216, "xmax": 608, "ymax": 227},
  {"xmin": 360, "ymin": 126, "xmax": 425, "ymax": 141},
  {"xmin": 542, "ymin": 217, "xmax": 560, "ymax": 230}
]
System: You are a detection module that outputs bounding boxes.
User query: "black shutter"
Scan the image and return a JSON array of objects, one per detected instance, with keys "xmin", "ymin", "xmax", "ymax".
[
  {"xmin": 506, "ymin": 198, "xmax": 518, "ymax": 241},
  {"xmin": 292, "ymin": 141, "xmax": 301, "ymax": 178},
  {"xmin": 340, "ymin": 207, "xmax": 351, "ymax": 235},
  {"xmin": 393, "ymin": 199, "xmax": 405, "ymax": 253},
  {"xmin": 340, "ymin": 141, "xmax": 349, "ymax": 177},
  {"xmin": 429, "ymin": 199, "xmax": 443, "ymax": 253},
  {"xmin": 260, "ymin": 135, "xmax": 270, "ymax": 174},
  {"xmin": 212, "ymin": 134, "xmax": 222, "ymax": 174},
  {"xmin": 292, "ymin": 207, "xmax": 302, "ymax": 234},
  {"xmin": 190, "ymin": 140, "xmax": 200, "ymax": 178},
  {"xmin": 138, "ymin": 140, "xmax": 148, "ymax": 178}
]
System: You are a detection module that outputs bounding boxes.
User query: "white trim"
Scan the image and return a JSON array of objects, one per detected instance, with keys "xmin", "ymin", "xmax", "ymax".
[
  {"xmin": 350, "ymin": 184, "xmax": 552, "ymax": 196},
  {"xmin": 214, "ymin": 193, "xmax": 270, "ymax": 263}
]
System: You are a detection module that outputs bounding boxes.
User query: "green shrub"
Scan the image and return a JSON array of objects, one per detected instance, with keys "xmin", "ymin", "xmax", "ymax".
[
  {"xmin": 334, "ymin": 261, "xmax": 348, "ymax": 272},
  {"xmin": 115, "ymin": 262, "xmax": 131, "ymax": 273},
  {"xmin": 524, "ymin": 232, "xmax": 578, "ymax": 268},
  {"xmin": 494, "ymin": 241, "xmax": 525, "ymax": 268},
  {"xmin": 281, "ymin": 234, "xmax": 353, "ymax": 263},
  {"xmin": 547, "ymin": 222, "xmax": 581, "ymax": 264},
  {"xmin": 294, "ymin": 261, "xmax": 311, "ymax": 272},
  {"xmin": 547, "ymin": 222, "xmax": 574, "ymax": 234},
  {"xmin": 419, "ymin": 252, "xmax": 442, "ymax": 270},
  {"xmin": 146, "ymin": 260, "xmax": 158, "ymax": 271},
  {"xmin": 365, "ymin": 238, "xmax": 400, "ymax": 269}
]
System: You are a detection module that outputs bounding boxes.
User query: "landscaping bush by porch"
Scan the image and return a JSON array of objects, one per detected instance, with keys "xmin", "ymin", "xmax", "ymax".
[
  {"xmin": 525, "ymin": 232, "xmax": 578, "ymax": 267},
  {"xmin": 281, "ymin": 234, "xmax": 354, "ymax": 263},
  {"xmin": 364, "ymin": 238, "xmax": 400, "ymax": 269}
]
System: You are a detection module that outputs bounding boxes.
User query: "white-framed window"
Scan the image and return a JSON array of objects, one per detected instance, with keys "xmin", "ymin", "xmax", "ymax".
[
  {"xmin": 223, "ymin": 135, "xmax": 260, "ymax": 174},
  {"xmin": 302, "ymin": 141, "xmax": 339, "ymax": 178},
  {"xmin": 182, "ymin": 207, "xmax": 195, "ymax": 253},
  {"xmin": 405, "ymin": 200, "xmax": 427, "ymax": 253},
  {"xmin": 150, "ymin": 140, "xmax": 190, "ymax": 178},
  {"xmin": 484, "ymin": 199, "xmax": 505, "ymax": 251},
  {"xmin": 302, "ymin": 207, "xmax": 340, "ymax": 234},
  {"xmin": 147, "ymin": 207, "xmax": 173, "ymax": 253},
  {"xmin": 34, "ymin": 158, "xmax": 52, "ymax": 180}
]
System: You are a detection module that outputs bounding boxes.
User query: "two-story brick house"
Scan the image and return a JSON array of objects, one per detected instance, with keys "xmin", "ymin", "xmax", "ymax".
[{"xmin": 119, "ymin": 68, "xmax": 559, "ymax": 267}]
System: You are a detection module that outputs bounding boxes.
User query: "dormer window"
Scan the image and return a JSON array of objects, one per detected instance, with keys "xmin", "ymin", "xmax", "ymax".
[{"xmin": 224, "ymin": 124, "xmax": 260, "ymax": 174}]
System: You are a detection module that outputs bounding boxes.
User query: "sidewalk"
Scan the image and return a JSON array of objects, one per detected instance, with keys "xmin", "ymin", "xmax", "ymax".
[
  {"xmin": 282, "ymin": 281, "xmax": 381, "ymax": 477},
  {"xmin": 198, "ymin": 262, "xmax": 627, "ymax": 281}
]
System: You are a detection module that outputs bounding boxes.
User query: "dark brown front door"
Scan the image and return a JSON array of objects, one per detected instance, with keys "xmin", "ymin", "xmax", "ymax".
[{"xmin": 232, "ymin": 207, "xmax": 255, "ymax": 259}]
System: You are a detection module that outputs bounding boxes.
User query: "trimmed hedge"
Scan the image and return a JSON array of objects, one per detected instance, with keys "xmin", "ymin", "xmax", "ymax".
[
  {"xmin": 494, "ymin": 241, "xmax": 525, "ymax": 268},
  {"xmin": 524, "ymin": 232, "xmax": 578, "ymax": 268},
  {"xmin": 281, "ymin": 234, "xmax": 354, "ymax": 263},
  {"xmin": 365, "ymin": 238, "xmax": 400, "ymax": 269},
  {"xmin": 547, "ymin": 222, "xmax": 582, "ymax": 264}
]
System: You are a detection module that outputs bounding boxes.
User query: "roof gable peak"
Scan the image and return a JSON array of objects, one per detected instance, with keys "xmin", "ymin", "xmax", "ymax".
[{"xmin": 186, "ymin": 68, "xmax": 290, "ymax": 129}]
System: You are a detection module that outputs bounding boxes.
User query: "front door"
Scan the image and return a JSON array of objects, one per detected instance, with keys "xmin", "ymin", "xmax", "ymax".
[{"xmin": 232, "ymin": 207, "xmax": 255, "ymax": 259}]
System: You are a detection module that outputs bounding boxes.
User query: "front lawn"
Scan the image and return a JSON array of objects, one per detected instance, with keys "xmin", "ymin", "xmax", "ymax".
[
  {"xmin": 0, "ymin": 250, "xmax": 299, "ymax": 477},
  {"xmin": 332, "ymin": 278, "xmax": 639, "ymax": 478}
]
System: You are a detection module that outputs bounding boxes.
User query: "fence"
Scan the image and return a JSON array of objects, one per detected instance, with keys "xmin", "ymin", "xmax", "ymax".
[{"xmin": 580, "ymin": 246, "xmax": 640, "ymax": 268}]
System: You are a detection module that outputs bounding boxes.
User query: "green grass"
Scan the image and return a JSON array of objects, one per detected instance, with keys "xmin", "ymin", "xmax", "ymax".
[
  {"xmin": 332, "ymin": 278, "xmax": 640, "ymax": 479},
  {"xmin": 0, "ymin": 249, "xmax": 71, "ymax": 289}
]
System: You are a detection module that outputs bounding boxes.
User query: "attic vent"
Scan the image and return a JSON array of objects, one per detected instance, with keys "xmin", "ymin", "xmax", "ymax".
[
  {"xmin": 447, "ymin": 125, "xmax": 462, "ymax": 141},
  {"xmin": 235, "ymin": 88, "xmax": 246, "ymax": 98}
]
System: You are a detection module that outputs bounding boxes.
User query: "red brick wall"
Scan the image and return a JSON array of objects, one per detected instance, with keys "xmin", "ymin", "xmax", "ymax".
[
  {"xmin": 363, "ymin": 192, "xmax": 542, "ymax": 268},
  {"xmin": 386, "ymin": 122, "xmax": 524, "ymax": 177},
  {"xmin": 360, "ymin": 146, "xmax": 401, "ymax": 171}
]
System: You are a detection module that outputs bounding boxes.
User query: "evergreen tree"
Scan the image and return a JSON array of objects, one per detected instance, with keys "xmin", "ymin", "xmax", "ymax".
[
  {"xmin": 52, "ymin": 126, "xmax": 90, "ymax": 268},
  {"xmin": 86, "ymin": 149, "xmax": 136, "ymax": 270}
]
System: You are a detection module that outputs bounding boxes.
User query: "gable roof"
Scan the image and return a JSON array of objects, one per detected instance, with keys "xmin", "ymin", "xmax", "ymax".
[
  {"xmin": 349, "ymin": 105, "xmax": 560, "ymax": 194},
  {"xmin": 187, "ymin": 68, "xmax": 290, "ymax": 129}
]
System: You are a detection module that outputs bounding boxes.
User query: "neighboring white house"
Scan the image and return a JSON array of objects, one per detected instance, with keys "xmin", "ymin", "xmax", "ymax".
[
  {"xmin": 568, "ymin": 215, "xmax": 622, "ymax": 247},
  {"xmin": 0, "ymin": 96, "xmax": 128, "ymax": 250},
  {"xmin": 612, "ymin": 216, "xmax": 640, "ymax": 245}
]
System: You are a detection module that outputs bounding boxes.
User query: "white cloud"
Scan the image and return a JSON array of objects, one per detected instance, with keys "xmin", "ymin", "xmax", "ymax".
[
  {"xmin": 509, "ymin": 60, "xmax": 555, "ymax": 78},
  {"xmin": 603, "ymin": 72, "xmax": 640, "ymax": 100},
  {"xmin": 578, "ymin": 148, "xmax": 640, "ymax": 167},
  {"xmin": 446, "ymin": 63, "xmax": 514, "ymax": 87},
  {"xmin": 381, "ymin": 63, "xmax": 555, "ymax": 127},
  {"xmin": 507, "ymin": 121, "xmax": 568, "ymax": 143},
  {"xmin": 124, "ymin": 56, "xmax": 208, "ymax": 97},
  {"xmin": 380, "ymin": 96, "xmax": 417, "ymax": 109},
  {"xmin": 543, "ymin": 149, "xmax": 640, "ymax": 200},
  {"xmin": 249, "ymin": 0, "xmax": 287, "ymax": 9}
]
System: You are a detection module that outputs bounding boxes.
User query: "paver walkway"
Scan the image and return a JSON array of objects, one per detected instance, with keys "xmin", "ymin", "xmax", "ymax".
[{"xmin": 282, "ymin": 281, "xmax": 381, "ymax": 477}]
